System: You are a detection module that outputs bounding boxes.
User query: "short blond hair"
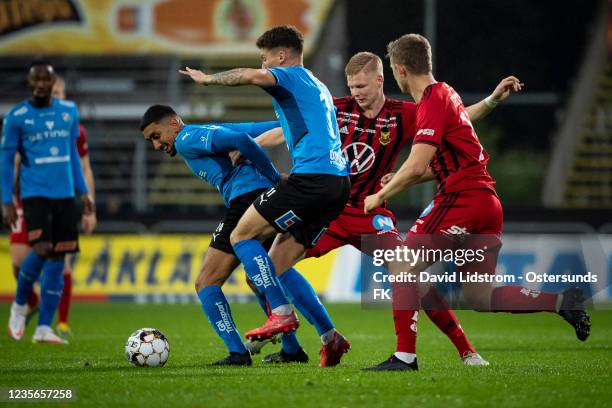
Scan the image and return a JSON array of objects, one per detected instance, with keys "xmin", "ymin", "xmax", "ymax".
[
  {"xmin": 386, "ymin": 34, "xmax": 432, "ymax": 75},
  {"xmin": 345, "ymin": 52, "xmax": 383, "ymax": 77}
]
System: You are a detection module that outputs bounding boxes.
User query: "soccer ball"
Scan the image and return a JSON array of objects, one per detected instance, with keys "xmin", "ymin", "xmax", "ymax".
[{"xmin": 125, "ymin": 328, "xmax": 170, "ymax": 367}]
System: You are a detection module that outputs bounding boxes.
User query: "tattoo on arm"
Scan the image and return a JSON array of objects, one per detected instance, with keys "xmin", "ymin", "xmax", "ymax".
[{"xmin": 208, "ymin": 68, "xmax": 249, "ymax": 86}]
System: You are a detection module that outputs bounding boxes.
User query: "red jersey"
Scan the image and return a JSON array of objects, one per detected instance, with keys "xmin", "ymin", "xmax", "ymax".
[
  {"xmin": 413, "ymin": 82, "xmax": 496, "ymax": 195},
  {"xmin": 334, "ymin": 97, "xmax": 415, "ymax": 208}
]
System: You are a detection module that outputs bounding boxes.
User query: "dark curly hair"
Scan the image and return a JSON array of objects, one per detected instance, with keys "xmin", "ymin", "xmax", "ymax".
[{"xmin": 256, "ymin": 25, "xmax": 303, "ymax": 54}]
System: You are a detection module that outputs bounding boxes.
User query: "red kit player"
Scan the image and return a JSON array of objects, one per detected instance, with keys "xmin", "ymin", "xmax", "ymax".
[{"xmin": 364, "ymin": 34, "xmax": 590, "ymax": 371}]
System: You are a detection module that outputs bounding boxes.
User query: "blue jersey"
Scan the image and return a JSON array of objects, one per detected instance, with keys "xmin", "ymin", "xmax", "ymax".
[
  {"xmin": 174, "ymin": 121, "xmax": 280, "ymax": 207},
  {"xmin": 264, "ymin": 66, "xmax": 348, "ymax": 176},
  {"xmin": 1, "ymin": 98, "xmax": 88, "ymax": 203}
]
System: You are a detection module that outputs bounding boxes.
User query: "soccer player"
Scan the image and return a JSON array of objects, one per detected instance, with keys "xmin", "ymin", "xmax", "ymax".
[
  {"xmin": 252, "ymin": 52, "xmax": 521, "ymax": 365},
  {"xmin": 180, "ymin": 25, "xmax": 352, "ymax": 365},
  {"xmin": 140, "ymin": 105, "xmax": 340, "ymax": 366},
  {"xmin": 363, "ymin": 34, "xmax": 590, "ymax": 370},
  {"xmin": 51, "ymin": 76, "xmax": 97, "ymax": 337},
  {"xmin": 3, "ymin": 61, "xmax": 93, "ymax": 344}
]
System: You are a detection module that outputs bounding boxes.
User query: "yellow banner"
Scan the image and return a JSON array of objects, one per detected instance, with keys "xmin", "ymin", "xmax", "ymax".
[
  {"xmin": 0, "ymin": 0, "xmax": 332, "ymax": 56},
  {"xmin": 0, "ymin": 234, "xmax": 335, "ymax": 297}
]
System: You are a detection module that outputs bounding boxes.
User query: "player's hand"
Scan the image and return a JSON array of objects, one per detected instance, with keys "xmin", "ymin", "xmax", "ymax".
[
  {"xmin": 380, "ymin": 172, "xmax": 395, "ymax": 187},
  {"xmin": 82, "ymin": 194, "xmax": 96, "ymax": 216},
  {"xmin": 81, "ymin": 212, "xmax": 97, "ymax": 235},
  {"xmin": 2, "ymin": 203, "xmax": 17, "ymax": 229},
  {"xmin": 179, "ymin": 67, "xmax": 210, "ymax": 85},
  {"xmin": 364, "ymin": 194, "xmax": 384, "ymax": 214},
  {"xmin": 490, "ymin": 76, "xmax": 523, "ymax": 103},
  {"xmin": 229, "ymin": 150, "xmax": 246, "ymax": 166}
]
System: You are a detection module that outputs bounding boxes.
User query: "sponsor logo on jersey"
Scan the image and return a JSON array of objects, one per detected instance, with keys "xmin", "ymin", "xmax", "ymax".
[
  {"xmin": 45, "ymin": 121, "xmax": 55, "ymax": 130},
  {"xmin": 379, "ymin": 129, "xmax": 391, "ymax": 145},
  {"xmin": 342, "ymin": 142, "xmax": 375, "ymax": 175},
  {"xmin": 50, "ymin": 146, "xmax": 59, "ymax": 156},
  {"xmin": 416, "ymin": 128, "xmax": 435, "ymax": 137},
  {"xmin": 24, "ymin": 119, "xmax": 34, "ymax": 125},
  {"xmin": 372, "ymin": 215, "xmax": 395, "ymax": 232},
  {"xmin": 339, "ymin": 126, "xmax": 349, "ymax": 134},
  {"xmin": 0, "ymin": 0, "xmax": 82, "ymax": 38},
  {"xmin": 274, "ymin": 210, "xmax": 302, "ymax": 231},
  {"xmin": 329, "ymin": 150, "xmax": 347, "ymax": 169}
]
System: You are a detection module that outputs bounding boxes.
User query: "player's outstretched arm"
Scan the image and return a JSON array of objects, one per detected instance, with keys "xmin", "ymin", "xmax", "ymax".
[
  {"xmin": 364, "ymin": 144, "xmax": 436, "ymax": 213},
  {"xmin": 80, "ymin": 154, "xmax": 97, "ymax": 234},
  {"xmin": 179, "ymin": 67, "xmax": 276, "ymax": 87},
  {"xmin": 1, "ymin": 117, "xmax": 19, "ymax": 227},
  {"xmin": 466, "ymin": 76, "xmax": 523, "ymax": 122},
  {"xmin": 380, "ymin": 167, "xmax": 435, "ymax": 188},
  {"xmin": 255, "ymin": 127, "xmax": 284, "ymax": 148}
]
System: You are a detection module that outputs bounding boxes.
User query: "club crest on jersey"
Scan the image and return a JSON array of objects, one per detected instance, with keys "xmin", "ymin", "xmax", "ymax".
[
  {"xmin": 379, "ymin": 129, "xmax": 391, "ymax": 145},
  {"xmin": 62, "ymin": 112, "xmax": 70, "ymax": 122}
]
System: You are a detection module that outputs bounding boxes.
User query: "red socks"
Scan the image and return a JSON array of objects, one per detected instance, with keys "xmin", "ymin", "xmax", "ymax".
[
  {"xmin": 58, "ymin": 273, "xmax": 72, "ymax": 323},
  {"xmin": 491, "ymin": 286, "xmax": 558, "ymax": 312}
]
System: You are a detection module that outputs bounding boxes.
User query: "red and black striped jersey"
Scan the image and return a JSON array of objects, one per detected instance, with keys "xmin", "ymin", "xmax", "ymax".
[
  {"xmin": 333, "ymin": 96, "xmax": 416, "ymax": 208},
  {"xmin": 413, "ymin": 83, "xmax": 496, "ymax": 195}
]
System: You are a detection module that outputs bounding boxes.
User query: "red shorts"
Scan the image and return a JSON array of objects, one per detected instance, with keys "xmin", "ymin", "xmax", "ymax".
[
  {"xmin": 407, "ymin": 189, "xmax": 503, "ymax": 237},
  {"xmin": 9, "ymin": 202, "xmax": 28, "ymax": 245},
  {"xmin": 305, "ymin": 205, "xmax": 400, "ymax": 258}
]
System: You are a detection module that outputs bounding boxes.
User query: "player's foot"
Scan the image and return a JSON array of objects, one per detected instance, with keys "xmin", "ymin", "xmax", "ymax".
[
  {"xmin": 55, "ymin": 322, "xmax": 73, "ymax": 338},
  {"xmin": 263, "ymin": 348, "xmax": 309, "ymax": 364},
  {"xmin": 462, "ymin": 352, "xmax": 490, "ymax": 366},
  {"xmin": 209, "ymin": 352, "xmax": 252, "ymax": 366},
  {"xmin": 318, "ymin": 331, "xmax": 350, "ymax": 367},
  {"xmin": 244, "ymin": 333, "xmax": 281, "ymax": 355},
  {"xmin": 558, "ymin": 287, "xmax": 591, "ymax": 341},
  {"xmin": 32, "ymin": 326, "xmax": 69, "ymax": 344},
  {"xmin": 244, "ymin": 311, "xmax": 299, "ymax": 341},
  {"xmin": 8, "ymin": 302, "xmax": 27, "ymax": 341},
  {"xmin": 362, "ymin": 355, "xmax": 419, "ymax": 371},
  {"xmin": 25, "ymin": 303, "xmax": 39, "ymax": 327}
]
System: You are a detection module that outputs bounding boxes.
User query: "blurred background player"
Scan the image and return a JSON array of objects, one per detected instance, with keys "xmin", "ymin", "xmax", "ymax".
[
  {"xmin": 140, "ymin": 105, "xmax": 341, "ymax": 366},
  {"xmin": 251, "ymin": 51, "xmax": 521, "ymax": 365},
  {"xmin": 51, "ymin": 75, "xmax": 97, "ymax": 337},
  {"xmin": 364, "ymin": 34, "xmax": 590, "ymax": 371},
  {"xmin": 180, "ymin": 25, "xmax": 352, "ymax": 366},
  {"xmin": 5, "ymin": 75, "xmax": 97, "ymax": 339},
  {"xmin": 3, "ymin": 61, "xmax": 93, "ymax": 344}
]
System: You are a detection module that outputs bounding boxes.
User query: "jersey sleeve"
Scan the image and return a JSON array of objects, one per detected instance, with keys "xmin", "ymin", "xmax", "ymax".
[
  {"xmin": 1, "ymin": 114, "xmax": 20, "ymax": 203},
  {"xmin": 216, "ymin": 121, "xmax": 280, "ymax": 138},
  {"xmin": 210, "ymin": 128, "xmax": 280, "ymax": 184},
  {"xmin": 413, "ymin": 94, "xmax": 447, "ymax": 147},
  {"xmin": 266, "ymin": 67, "xmax": 293, "ymax": 91},
  {"xmin": 77, "ymin": 124, "xmax": 89, "ymax": 157}
]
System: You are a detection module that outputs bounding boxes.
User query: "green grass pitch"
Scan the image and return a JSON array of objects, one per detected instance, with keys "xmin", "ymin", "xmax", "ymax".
[{"xmin": 2, "ymin": 303, "xmax": 611, "ymax": 407}]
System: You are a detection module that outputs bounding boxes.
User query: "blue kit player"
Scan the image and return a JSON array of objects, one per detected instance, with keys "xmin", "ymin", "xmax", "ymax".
[
  {"xmin": 3, "ymin": 61, "xmax": 93, "ymax": 344},
  {"xmin": 180, "ymin": 25, "xmax": 351, "ymax": 366},
  {"xmin": 140, "ymin": 105, "xmax": 342, "ymax": 366}
]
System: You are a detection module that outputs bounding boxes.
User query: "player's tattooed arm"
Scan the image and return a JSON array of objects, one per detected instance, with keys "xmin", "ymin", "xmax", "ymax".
[
  {"xmin": 179, "ymin": 67, "xmax": 276, "ymax": 87},
  {"xmin": 466, "ymin": 76, "xmax": 523, "ymax": 122}
]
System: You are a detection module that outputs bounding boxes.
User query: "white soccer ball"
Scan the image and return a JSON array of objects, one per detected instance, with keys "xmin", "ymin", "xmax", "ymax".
[{"xmin": 125, "ymin": 328, "xmax": 170, "ymax": 367}]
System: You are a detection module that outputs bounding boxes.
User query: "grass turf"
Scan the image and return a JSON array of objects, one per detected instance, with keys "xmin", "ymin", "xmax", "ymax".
[{"xmin": 1, "ymin": 303, "xmax": 611, "ymax": 407}]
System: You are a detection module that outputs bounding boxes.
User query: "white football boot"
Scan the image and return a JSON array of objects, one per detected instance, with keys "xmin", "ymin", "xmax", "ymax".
[
  {"xmin": 462, "ymin": 352, "xmax": 490, "ymax": 366},
  {"xmin": 8, "ymin": 302, "xmax": 27, "ymax": 340},
  {"xmin": 32, "ymin": 325, "xmax": 69, "ymax": 344}
]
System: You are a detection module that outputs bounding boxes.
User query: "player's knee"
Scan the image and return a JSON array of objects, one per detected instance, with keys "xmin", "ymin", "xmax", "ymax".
[
  {"xmin": 229, "ymin": 228, "xmax": 250, "ymax": 245},
  {"xmin": 195, "ymin": 268, "xmax": 224, "ymax": 292}
]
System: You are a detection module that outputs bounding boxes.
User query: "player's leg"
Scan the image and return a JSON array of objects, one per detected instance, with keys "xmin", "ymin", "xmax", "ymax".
[
  {"xmin": 33, "ymin": 198, "xmax": 80, "ymax": 344},
  {"xmin": 10, "ymin": 203, "xmax": 39, "ymax": 321},
  {"xmin": 55, "ymin": 253, "xmax": 74, "ymax": 337},
  {"xmin": 195, "ymin": 246, "xmax": 253, "ymax": 366},
  {"xmin": 262, "ymin": 224, "xmax": 349, "ymax": 364},
  {"xmin": 8, "ymin": 198, "xmax": 50, "ymax": 340},
  {"xmin": 230, "ymin": 202, "xmax": 296, "ymax": 339}
]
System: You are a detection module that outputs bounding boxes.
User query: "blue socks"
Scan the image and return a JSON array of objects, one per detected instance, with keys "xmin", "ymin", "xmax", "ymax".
[
  {"xmin": 38, "ymin": 260, "xmax": 65, "ymax": 326},
  {"xmin": 15, "ymin": 252, "xmax": 46, "ymax": 306},
  {"xmin": 233, "ymin": 239, "xmax": 289, "ymax": 310},
  {"xmin": 279, "ymin": 268, "xmax": 334, "ymax": 336},
  {"xmin": 198, "ymin": 285, "xmax": 247, "ymax": 354}
]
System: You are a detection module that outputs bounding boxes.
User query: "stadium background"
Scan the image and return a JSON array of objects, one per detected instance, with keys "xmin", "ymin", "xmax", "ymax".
[{"xmin": 0, "ymin": 0, "xmax": 611, "ymax": 304}]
